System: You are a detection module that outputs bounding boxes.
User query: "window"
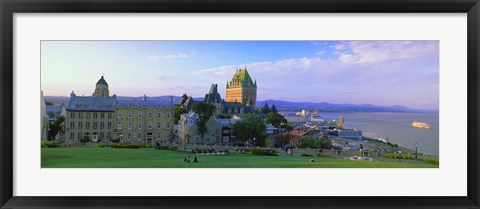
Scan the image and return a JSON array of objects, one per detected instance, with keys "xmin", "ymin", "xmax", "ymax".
[
  {"xmin": 93, "ymin": 122, "xmax": 97, "ymax": 129},
  {"xmin": 107, "ymin": 122, "xmax": 112, "ymax": 129},
  {"xmin": 166, "ymin": 132, "xmax": 169, "ymax": 140},
  {"xmin": 86, "ymin": 122, "xmax": 90, "ymax": 129},
  {"xmin": 78, "ymin": 133, "xmax": 83, "ymax": 139},
  {"xmin": 93, "ymin": 113, "xmax": 97, "ymax": 119},
  {"xmin": 78, "ymin": 122, "xmax": 83, "ymax": 129},
  {"xmin": 108, "ymin": 113, "xmax": 112, "ymax": 119},
  {"xmin": 100, "ymin": 132, "xmax": 104, "ymax": 139},
  {"xmin": 107, "ymin": 132, "xmax": 111, "ymax": 139},
  {"xmin": 157, "ymin": 112, "xmax": 161, "ymax": 118},
  {"xmin": 167, "ymin": 112, "xmax": 171, "ymax": 118},
  {"xmin": 138, "ymin": 121, "xmax": 142, "ymax": 129},
  {"xmin": 128, "ymin": 111, "xmax": 132, "ymax": 118},
  {"xmin": 157, "ymin": 122, "xmax": 161, "ymax": 129},
  {"xmin": 100, "ymin": 112, "xmax": 105, "ymax": 119},
  {"xmin": 128, "ymin": 133, "xmax": 131, "ymax": 140},
  {"xmin": 100, "ymin": 122, "xmax": 104, "ymax": 129},
  {"xmin": 118, "ymin": 111, "xmax": 122, "ymax": 118},
  {"xmin": 79, "ymin": 112, "xmax": 83, "ymax": 119},
  {"xmin": 86, "ymin": 113, "xmax": 90, "ymax": 119},
  {"xmin": 148, "ymin": 121, "xmax": 152, "ymax": 129},
  {"xmin": 70, "ymin": 133, "xmax": 75, "ymax": 140},
  {"xmin": 138, "ymin": 132, "xmax": 142, "ymax": 140},
  {"xmin": 117, "ymin": 121, "xmax": 122, "ymax": 129},
  {"xmin": 166, "ymin": 122, "xmax": 170, "ymax": 129},
  {"xmin": 148, "ymin": 112, "xmax": 152, "ymax": 118},
  {"xmin": 128, "ymin": 121, "xmax": 132, "ymax": 129},
  {"xmin": 70, "ymin": 122, "xmax": 75, "ymax": 129},
  {"xmin": 70, "ymin": 112, "xmax": 75, "ymax": 119},
  {"xmin": 138, "ymin": 111, "xmax": 142, "ymax": 118}
]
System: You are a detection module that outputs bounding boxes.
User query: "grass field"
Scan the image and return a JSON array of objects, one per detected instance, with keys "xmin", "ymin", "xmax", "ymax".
[{"xmin": 41, "ymin": 148, "xmax": 438, "ymax": 168}]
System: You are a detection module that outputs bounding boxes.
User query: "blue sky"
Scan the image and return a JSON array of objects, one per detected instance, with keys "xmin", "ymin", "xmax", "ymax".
[{"xmin": 41, "ymin": 40, "xmax": 439, "ymax": 110}]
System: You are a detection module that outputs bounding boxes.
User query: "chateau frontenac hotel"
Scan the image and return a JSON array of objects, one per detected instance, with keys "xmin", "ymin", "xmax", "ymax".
[
  {"xmin": 226, "ymin": 67, "xmax": 257, "ymax": 108},
  {"xmin": 179, "ymin": 67, "xmax": 257, "ymax": 115}
]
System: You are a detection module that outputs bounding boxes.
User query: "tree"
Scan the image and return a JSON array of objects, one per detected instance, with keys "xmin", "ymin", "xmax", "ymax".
[
  {"xmin": 45, "ymin": 100, "xmax": 54, "ymax": 106},
  {"xmin": 48, "ymin": 116, "xmax": 65, "ymax": 141},
  {"xmin": 320, "ymin": 135, "xmax": 333, "ymax": 149},
  {"xmin": 79, "ymin": 135, "xmax": 91, "ymax": 146},
  {"xmin": 274, "ymin": 133, "xmax": 290, "ymax": 147},
  {"xmin": 192, "ymin": 102, "xmax": 216, "ymax": 142},
  {"xmin": 260, "ymin": 102, "xmax": 271, "ymax": 115},
  {"xmin": 296, "ymin": 136, "xmax": 322, "ymax": 149},
  {"xmin": 296, "ymin": 135, "xmax": 333, "ymax": 149},
  {"xmin": 174, "ymin": 106, "xmax": 187, "ymax": 124},
  {"xmin": 266, "ymin": 113, "xmax": 287, "ymax": 128},
  {"xmin": 270, "ymin": 104, "xmax": 278, "ymax": 114},
  {"xmin": 232, "ymin": 114, "xmax": 267, "ymax": 147},
  {"xmin": 280, "ymin": 122, "xmax": 294, "ymax": 132}
]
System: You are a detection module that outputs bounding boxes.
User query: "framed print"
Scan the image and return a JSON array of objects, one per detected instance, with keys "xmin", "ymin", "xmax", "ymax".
[{"xmin": 1, "ymin": 0, "xmax": 479, "ymax": 208}]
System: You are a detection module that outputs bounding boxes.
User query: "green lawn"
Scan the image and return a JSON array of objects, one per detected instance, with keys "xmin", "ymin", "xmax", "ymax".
[{"xmin": 41, "ymin": 148, "xmax": 438, "ymax": 168}]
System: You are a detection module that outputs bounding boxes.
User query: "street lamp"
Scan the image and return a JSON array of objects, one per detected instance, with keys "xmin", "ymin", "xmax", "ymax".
[
  {"xmin": 415, "ymin": 143, "xmax": 418, "ymax": 160},
  {"xmin": 398, "ymin": 150, "xmax": 402, "ymax": 163}
]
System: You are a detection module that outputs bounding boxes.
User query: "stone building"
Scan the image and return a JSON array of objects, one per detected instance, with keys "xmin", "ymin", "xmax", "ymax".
[
  {"xmin": 64, "ymin": 76, "xmax": 174, "ymax": 144},
  {"xmin": 114, "ymin": 95, "xmax": 174, "ymax": 144},
  {"xmin": 177, "ymin": 113, "xmax": 233, "ymax": 145},
  {"xmin": 226, "ymin": 67, "xmax": 257, "ymax": 108}
]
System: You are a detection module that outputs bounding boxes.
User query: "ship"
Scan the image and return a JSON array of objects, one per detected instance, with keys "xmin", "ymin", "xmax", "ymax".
[{"xmin": 411, "ymin": 121, "xmax": 431, "ymax": 129}]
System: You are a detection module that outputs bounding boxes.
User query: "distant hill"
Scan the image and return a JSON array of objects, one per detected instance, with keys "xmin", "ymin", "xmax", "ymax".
[
  {"xmin": 44, "ymin": 96, "xmax": 433, "ymax": 113},
  {"xmin": 256, "ymin": 100, "xmax": 434, "ymax": 113}
]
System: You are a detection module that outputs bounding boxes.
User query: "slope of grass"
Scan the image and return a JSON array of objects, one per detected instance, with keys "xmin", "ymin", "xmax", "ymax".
[{"xmin": 41, "ymin": 148, "xmax": 438, "ymax": 168}]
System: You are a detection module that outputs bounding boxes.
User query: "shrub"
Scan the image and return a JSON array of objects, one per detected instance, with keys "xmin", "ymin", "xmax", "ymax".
[
  {"xmin": 41, "ymin": 140, "xmax": 59, "ymax": 148},
  {"xmin": 383, "ymin": 153, "xmax": 414, "ymax": 160},
  {"xmin": 158, "ymin": 145, "xmax": 176, "ymax": 150},
  {"xmin": 301, "ymin": 153, "xmax": 313, "ymax": 157},
  {"xmin": 97, "ymin": 144, "xmax": 105, "ymax": 148},
  {"xmin": 251, "ymin": 148, "xmax": 278, "ymax": 156},
  {"xmin": 421, "ymin": 157, "xmax": 439, "ymax": 165},
  {"xmin": 111, "ymin": 144, "xmax": 151, "ymax": 149}
]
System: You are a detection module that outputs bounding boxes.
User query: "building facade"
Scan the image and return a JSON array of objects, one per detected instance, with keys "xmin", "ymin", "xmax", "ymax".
[
  {"xmin": 226, "ymin": 67, "xmax": 257, "ymax": 108},
  {"xmin": 114, "ymin": 96, "xmax": 174, "ymax": 144},
  {"xmin": 64, "ymin": 76, "xmax": 174, "ymax": 144},
  {"xmin": 177, "ymin": 113, "xmax": 233, "ymax": 145},
  {"xmin": 65, "ymin": 92, "xmax": 116, "ymax": 143}
]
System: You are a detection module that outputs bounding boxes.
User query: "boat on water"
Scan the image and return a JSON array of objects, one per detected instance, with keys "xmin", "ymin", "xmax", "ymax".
[{"xmin": 412, "ymin": 121, "xmax": 431, "ymax": 129}]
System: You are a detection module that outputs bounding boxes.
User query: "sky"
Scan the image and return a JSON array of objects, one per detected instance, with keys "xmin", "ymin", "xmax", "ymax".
[{"xmin": 41, "ymin": 40, "xmax": 439, "ymax": 110}]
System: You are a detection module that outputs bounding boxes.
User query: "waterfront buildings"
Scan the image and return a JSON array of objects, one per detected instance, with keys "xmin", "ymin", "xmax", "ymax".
[{"xmin": 337, "ymin": 129, "xmax": 363, "ymax": 140}]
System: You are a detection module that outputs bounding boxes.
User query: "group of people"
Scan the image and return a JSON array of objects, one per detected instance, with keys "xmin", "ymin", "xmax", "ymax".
[{"xmin": 184, "ymin": 156, "xmax": 198, "ymax": 163}]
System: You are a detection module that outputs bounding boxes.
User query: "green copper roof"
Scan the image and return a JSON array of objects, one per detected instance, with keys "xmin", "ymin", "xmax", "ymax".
[{"xmin": 230, "ymin": 68, "xmax": 256, "ymax": 87}]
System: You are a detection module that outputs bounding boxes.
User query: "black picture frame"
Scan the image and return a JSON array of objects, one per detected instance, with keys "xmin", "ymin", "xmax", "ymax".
[{"xmin": 1, "ymin": 0, "xmax": 479, "ymax": 208}]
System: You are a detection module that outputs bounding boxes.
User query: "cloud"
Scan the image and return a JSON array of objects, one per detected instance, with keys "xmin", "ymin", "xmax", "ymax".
[
  {"xmin": 148, "ymin": 53, "xmax": 192, "ymax": 61},
  {"xmin": 315, "ymin": 51, "xmax": 327, "ymax": 56},
  {"xmin": 190, "ymin": 41, "xmax": 439, "ymax": 109},
  {"xmin": 333, "ymin": 41, "xmax": 438, "ymax": 64}
]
